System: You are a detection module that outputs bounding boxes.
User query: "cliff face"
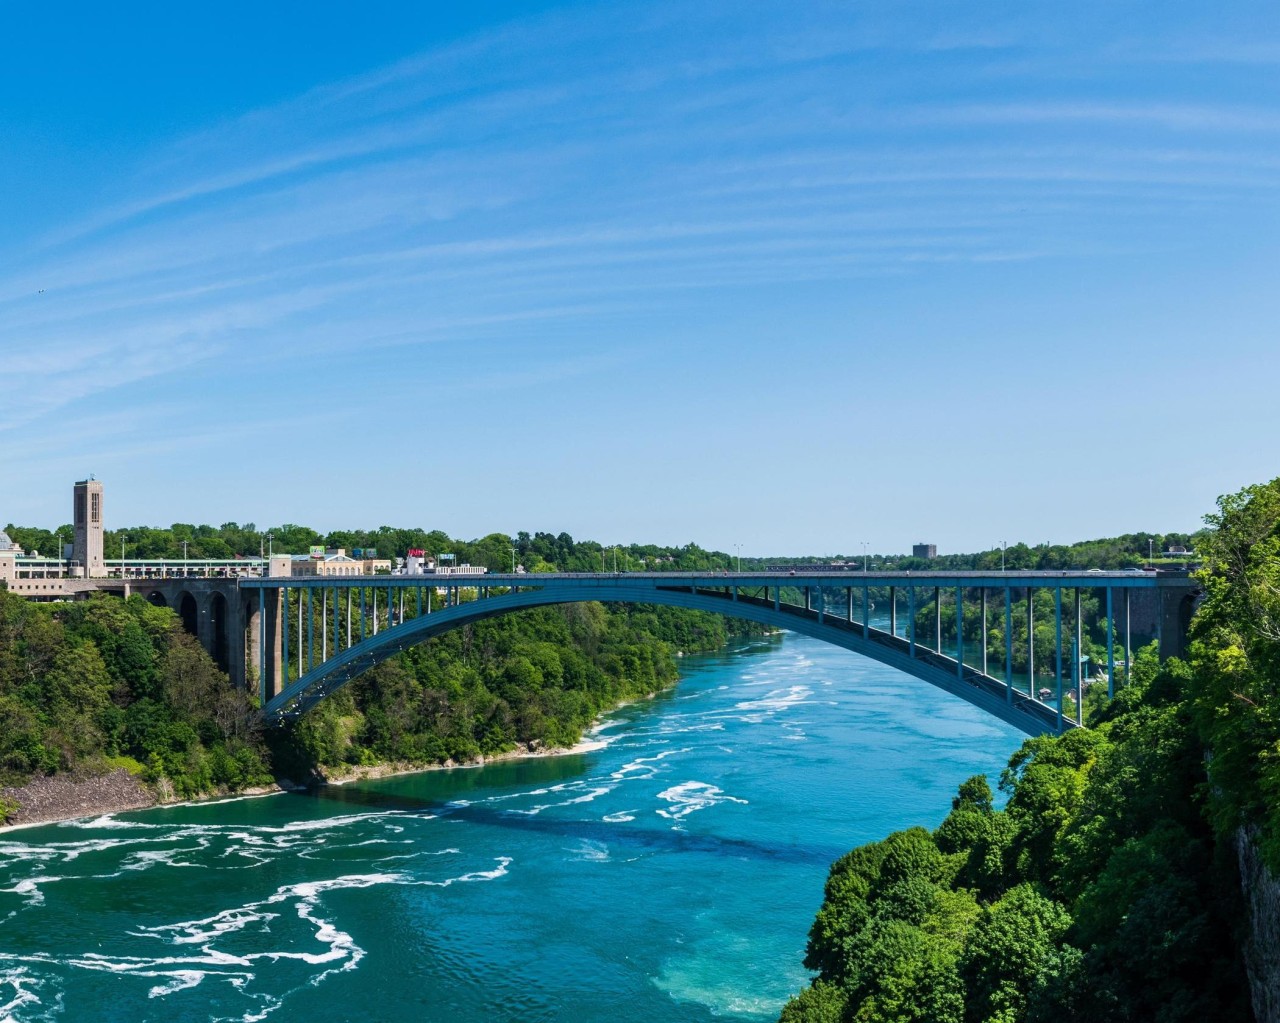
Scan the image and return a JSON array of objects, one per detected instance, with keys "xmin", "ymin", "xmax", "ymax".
[{"xmin": 1238, "ymin": 826, "xmax": 1280, "ymax": 1023}]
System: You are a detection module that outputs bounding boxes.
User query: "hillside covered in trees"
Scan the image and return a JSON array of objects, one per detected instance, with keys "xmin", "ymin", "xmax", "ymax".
[
  {"xmin": 0, "ymin": 584, "xmax": 757, "ymax": 822},
  {"xmin": 780, "ymin": 477, "xmax": 1280, "ymax": 1023}
]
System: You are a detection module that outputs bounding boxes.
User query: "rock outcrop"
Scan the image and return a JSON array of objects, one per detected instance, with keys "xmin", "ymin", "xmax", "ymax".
[{"xmin": 1238, "ymin": 825, "xmax": 1280, "ymax": 1023}]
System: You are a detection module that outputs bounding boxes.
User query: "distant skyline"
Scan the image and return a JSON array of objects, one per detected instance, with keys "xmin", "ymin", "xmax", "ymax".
[{"xmin": 2, "ymin": 2, "xmax": 1277, "ymax": 554}]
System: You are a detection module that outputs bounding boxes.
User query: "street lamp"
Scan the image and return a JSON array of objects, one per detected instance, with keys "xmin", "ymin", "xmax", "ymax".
[
  {"xmin": 120, "ymin": 534, "xmax": 126, "ymax": 577},
  {"xmin": 267, "ymin": 533, "xmax": 274, "ymax": 557},
  {"xmin": 509, "ymin": 546, "xmax": 517, "ymax": 574},
  {"xmin": 862, "ymin": 541, "xmax": 869, "ymax": 572},
  {"xmin": 182, "ymin": 540, "xmax": 189, "ymax": 576},
  {"xmin": 733, "ymin": 543, "xmax": 742, "ymax": 572},
  {"xmin": 999, "ymin": 540, "xmax": 1007, "ymax": 572},
  {"xmin": 55, "ymin": 530, "xmax": 64, "ymax": 578},
  {"xmin": 1148, "ymin": 538, "xmax": 1154, "ymax": 565}
]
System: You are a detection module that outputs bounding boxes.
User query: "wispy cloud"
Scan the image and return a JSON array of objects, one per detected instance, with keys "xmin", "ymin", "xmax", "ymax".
[{"xmin": 2, "ymin": 0, "xmax": 1277, "ymax": 543}]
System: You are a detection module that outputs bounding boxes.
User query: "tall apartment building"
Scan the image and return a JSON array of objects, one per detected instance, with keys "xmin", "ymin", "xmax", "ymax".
[
  {"xmin": 912, "ymin": 543, "xmax": 937, "ymax": 560},
  {"xmin": 73, "ymin": 478, "xmax": 105, "ymax": 577}
]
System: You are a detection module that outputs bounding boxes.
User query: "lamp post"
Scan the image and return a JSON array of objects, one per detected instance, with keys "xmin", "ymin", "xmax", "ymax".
[
  {"xmin": 999, "ymin": 540, "xmax": 1007, "ymax": 572},
  {"xmin": 56, "ymin": 530, "xmax": 63, "ymax": 578},
  {"xmin": 120, "ymin": 534, "xmax": 127, "ymax": 578},
  {"xmin": 862, "ymin": 541, "xmax": 869, "ymax": 572},
  {"xmin": 509, "ymin": 546, "xmax": 516, "ymax": 574},
  {"xmin": 1148, "ymin": 538, "xmax": 1154, "ymax": 565},
  {"xmin": 267, "ymin": 533, "xmax": 274, "ymax": 557},
  {"xmin": 733, "ymin": 543, "xmax": 742, "ymax": 572},
  {"xmin": 182, "ymin": 540, "xmax": 189, "ymax": 577}
]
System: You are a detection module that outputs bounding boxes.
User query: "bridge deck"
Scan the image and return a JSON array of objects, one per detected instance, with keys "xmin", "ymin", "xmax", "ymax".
[{"xmin": 239, "ymin": 569, "xmax": 1193, "ymax": 590}]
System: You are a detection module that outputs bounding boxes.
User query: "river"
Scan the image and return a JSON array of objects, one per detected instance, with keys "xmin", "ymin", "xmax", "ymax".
[{"xmin": 0, "ymin": 633, "xmax": 1025, "ymax": 1022}]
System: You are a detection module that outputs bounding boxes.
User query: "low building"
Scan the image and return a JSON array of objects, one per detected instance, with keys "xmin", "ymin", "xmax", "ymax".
[
  {"xmin": 398, "ymin": 550, "xmax": 487, "ymax": 576},
  {"xmin": 290, "ymin": 549, "xmax": 365, "ymax": 577}
]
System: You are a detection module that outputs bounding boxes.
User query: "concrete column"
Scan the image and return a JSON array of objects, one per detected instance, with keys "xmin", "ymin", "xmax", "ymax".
[
  {"xmin": 246, "ymin": 598, "xmax": 261, "ymax": 694},
  {"xmin": 266, "ymin": 588, "xmax": 283, "ymax": 700}
]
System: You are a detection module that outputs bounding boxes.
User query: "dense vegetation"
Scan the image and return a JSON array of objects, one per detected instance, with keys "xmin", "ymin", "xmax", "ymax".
[
  {"xmin": 0, "ymin": 591, "xmax": 272, "ymax": 810},
  {"xmin": 751, "ymin": 532, "xmax": 1202, "ymax": 572},
  {"xmin": 2, "ymin": 519, "xmax": 740, "ymax": 574},
  {"xmin": 780, "ymin": 478, "xmax": 1280, "ymax": 1023},
  {"xmin": 0, "ymin": 584, "xmax": 756, "ymax": 822},
  {"xmin": 4, "ymin": 518, "xmax": 1198, "ymax": 574}
]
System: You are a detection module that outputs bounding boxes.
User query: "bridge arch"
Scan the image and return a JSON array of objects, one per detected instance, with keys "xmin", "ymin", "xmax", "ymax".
[
  {"xmin": 145, "ymin": 591, "xmax": 168, "ymax": 608},
  {"xmin": 262, "ymin": 584, "xmax": 1062, "ymax": 736},
  {"xmin": 209, "ymin": 591, "xmax": 230, "ymax": 672},
  {"xmin": 175, "ymin": 591, "xmax": 199, "ymax": 636}
]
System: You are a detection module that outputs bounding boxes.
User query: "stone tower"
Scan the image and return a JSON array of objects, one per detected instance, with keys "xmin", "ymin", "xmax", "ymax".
[{"xmin": 73, "ymin": 478, "xmax": 105, "ymax": 577}]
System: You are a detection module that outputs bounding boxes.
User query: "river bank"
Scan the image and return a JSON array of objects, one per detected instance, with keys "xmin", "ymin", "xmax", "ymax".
[
  {"xmin": 0, "ymin": 734, "xmax": 614, "ymax": 831},
  {"xmin": 0, "ymin": 634, "xmax": 1029, "ymax": 1023}
]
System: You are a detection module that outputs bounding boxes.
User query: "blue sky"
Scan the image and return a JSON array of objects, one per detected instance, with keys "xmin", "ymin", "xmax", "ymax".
[{"xmin": 2, "ymin": 1, "xmax": 1277, "ymax": 554}]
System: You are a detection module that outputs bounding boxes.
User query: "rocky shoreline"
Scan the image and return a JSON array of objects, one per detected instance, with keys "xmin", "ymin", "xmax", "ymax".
[
  {"xmin": 1, "ymin": 769, "xmax": 157, "ymax": 828},
  {"xmin": 0, "ymin": 736, "xmax": 611, "ymax": 832}
]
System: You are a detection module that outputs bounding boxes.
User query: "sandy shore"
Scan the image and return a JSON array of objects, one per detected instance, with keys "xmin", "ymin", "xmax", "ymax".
[
  {"xmin": 300, "ymin": 735, "xmax": 611, "ymax": 788},
  {"xmin": 0, "ymin": 735, "xmax": 612, "ymax": 832}
]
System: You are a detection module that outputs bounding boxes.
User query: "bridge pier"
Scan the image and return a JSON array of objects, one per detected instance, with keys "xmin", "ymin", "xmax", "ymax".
[{"xmin": 246, "ymin": 589, "xmax": 283, "ymax": 702}]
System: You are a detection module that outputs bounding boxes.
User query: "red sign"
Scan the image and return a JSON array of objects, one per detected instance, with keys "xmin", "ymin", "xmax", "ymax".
[{"xmin": 408, "ymin": 549, "xmax": 425, "ymax": 558}]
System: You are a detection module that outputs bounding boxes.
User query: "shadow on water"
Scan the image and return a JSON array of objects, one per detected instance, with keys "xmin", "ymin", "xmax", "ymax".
[{"xmin": 293, "ymin": 776, "xmax": 847, "ymax": 869}]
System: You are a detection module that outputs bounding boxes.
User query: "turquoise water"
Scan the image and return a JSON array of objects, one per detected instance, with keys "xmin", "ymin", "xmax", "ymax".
[{"xmin": 0, "ymin": 634, "xmax": 1024, "ymax": 1022}]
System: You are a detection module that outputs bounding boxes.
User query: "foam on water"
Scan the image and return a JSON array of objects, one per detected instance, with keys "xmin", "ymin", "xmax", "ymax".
[
  {"xmin": 0, "ymin": 966, "xmax": 46, "ymax": 1023},
  {"xmin": 655, "ymin": 781, "xmax": 748, "ymax": 822},
  {"xmin": 0, "ymin": 858, "xmax": 515, "ymax": 1022},
  {"xmin": 0, "ymin": 634, "xmax": 1026, "ymax": 1023}
]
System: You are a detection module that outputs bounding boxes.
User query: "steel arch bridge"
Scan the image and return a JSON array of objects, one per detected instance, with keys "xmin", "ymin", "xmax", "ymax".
[{"xmin": 239, "ymin": 571, "xmax": 1198, "ymax": 737}]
